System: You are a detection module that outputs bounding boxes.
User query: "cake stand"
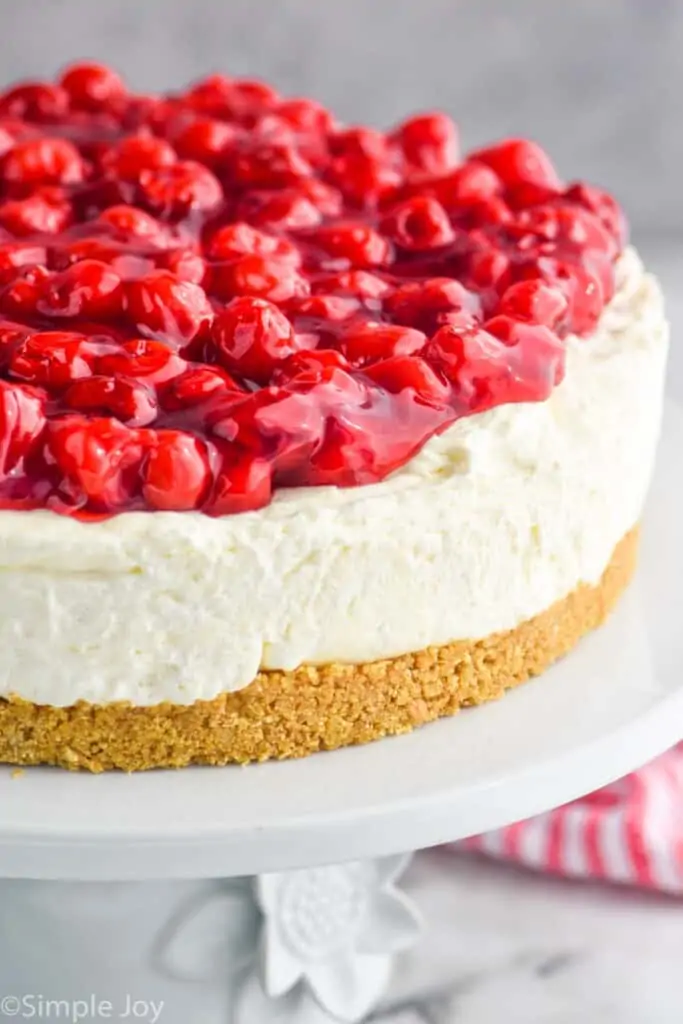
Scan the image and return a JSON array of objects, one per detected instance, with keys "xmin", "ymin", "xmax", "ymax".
[{"xmin": 0, "ymin": 400, "xmax": 681, "ymax": 1024}]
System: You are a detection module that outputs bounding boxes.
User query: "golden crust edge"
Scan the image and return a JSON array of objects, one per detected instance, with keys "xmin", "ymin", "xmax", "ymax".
[{"xmin": 0, "ymin": 526, "xmax": 639, "ymax": 772}]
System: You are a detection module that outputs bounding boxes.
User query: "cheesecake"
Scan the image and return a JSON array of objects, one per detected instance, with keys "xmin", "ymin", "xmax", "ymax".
[{"xmin": 0, "ymin": 64, "xmax": 668, "ymax": 770}]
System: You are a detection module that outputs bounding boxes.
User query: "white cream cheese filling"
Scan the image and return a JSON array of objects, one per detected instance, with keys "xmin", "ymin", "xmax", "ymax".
[{"xmin": 0, "ymin": 247, "xmax": 669, "ymax": 706}]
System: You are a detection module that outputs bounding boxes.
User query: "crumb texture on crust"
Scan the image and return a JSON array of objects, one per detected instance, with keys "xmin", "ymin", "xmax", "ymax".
[{"xmin": 0, "ymin": 527, "xmax": 638, "ymax": 773}]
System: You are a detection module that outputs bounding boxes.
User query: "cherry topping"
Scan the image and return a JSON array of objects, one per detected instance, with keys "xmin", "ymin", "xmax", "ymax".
[{"xmin": 0, "ymin": 64, "xmax": 626, "ymax": 517}]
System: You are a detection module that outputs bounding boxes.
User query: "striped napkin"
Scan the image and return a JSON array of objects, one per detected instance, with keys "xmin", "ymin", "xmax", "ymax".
[{"xmin": 461, "ymin": 743, "xmax": 683, "ymax": 892}]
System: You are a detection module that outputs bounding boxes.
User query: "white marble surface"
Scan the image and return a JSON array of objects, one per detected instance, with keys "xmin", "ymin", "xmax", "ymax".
[{"xmin": 376, "ymin": 850, "xmax": 683, "ymax": 1024}]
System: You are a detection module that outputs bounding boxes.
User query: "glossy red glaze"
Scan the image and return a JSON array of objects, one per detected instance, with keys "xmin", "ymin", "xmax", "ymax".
[{"xmin": 0, "ymin": 63, "xmax": 626, "ymax": 515}]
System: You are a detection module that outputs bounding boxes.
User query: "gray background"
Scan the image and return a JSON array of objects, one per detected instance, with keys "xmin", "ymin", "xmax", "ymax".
[{"xmin": 2, "ymin": 0, "xmax": 682, "ymax": 241}]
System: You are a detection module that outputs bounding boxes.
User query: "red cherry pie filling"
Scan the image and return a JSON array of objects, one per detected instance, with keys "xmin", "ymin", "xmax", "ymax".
[{"xmin": 0, "ymin": 63, "xmax": 627, "ymax": 518}]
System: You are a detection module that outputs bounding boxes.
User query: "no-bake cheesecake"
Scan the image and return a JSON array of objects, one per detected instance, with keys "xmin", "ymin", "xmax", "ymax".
[{"xmin": 0, "ymin": 64, "xmax": 668, "ymax": 770}]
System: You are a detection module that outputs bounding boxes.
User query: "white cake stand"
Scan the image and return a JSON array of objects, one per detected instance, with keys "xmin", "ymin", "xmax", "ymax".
[{"xmin": 0, "ymin": 400, "xmax": 681, "ymax": 1024}]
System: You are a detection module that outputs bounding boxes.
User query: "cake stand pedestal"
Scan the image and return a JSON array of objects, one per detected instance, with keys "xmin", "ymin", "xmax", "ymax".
[{"xmin": 0, "ymin": 402, "xmax": 681, "ymax": 1024}]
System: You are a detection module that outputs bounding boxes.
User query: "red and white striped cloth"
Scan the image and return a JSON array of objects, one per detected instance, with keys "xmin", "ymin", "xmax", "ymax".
[{"xmin": 461, "ymin": 743, "xmax": 683, "ymax": 893}]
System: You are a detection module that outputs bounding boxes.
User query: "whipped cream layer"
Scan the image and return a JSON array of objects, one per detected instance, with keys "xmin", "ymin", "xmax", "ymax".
[{"xmin": 0, "ymin": 248, "xmax": 668, "ymax": 706}]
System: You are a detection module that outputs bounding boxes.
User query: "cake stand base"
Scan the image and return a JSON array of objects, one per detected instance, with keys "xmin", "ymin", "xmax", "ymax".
[{"xmin": 0, "ymin": 858, "xmax": 420, "ymax": 1024}]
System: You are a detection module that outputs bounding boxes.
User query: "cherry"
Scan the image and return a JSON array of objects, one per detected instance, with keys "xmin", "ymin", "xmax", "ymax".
[
  {"xmin": 394, "ymin": 112, "xmax": 459, "ymax": 175},
  {"xmin": 212, "ymin": 297, "xmax": 306, "ymax": 383},
  {"xmin": 276, "ymin": 98, "xmax": 336, "ymax": 134},
  {"xmin": 289, "ymin": 294, "xmax": 362, "ymax": 321},
  {"xmin": 430, "ymin": 161, "xmax": 502, "ymax": 209},
  {"xmin": 96, "ymin": 204, "xmax": 168, "ymax": 243},
  {"xmin": 206, "ymin": 222, "xmax": 300, "ymax": 264},
  {"xmin": 311, "ymin": 270, "xmax": 390, "ymax": 300},
  {"xmin": 296, "ymin": 179, "xmax": 344, "ymax": 217},
  {"xmin": 173, "ymin": 118, "xmax": 238, "ymax": 165},
  {"xmin": 484, "ymin": 316, "xmax": 566, "ymax": 387},
  {"xmin": 0, "ymin": 188, "xmax": 72, "ymax": 236},
  {"xmin": 426, "ymin": 320, "xmax": 564, "ymax": 414},
  {"xmin": 329, "ymin": 127, "xmax": 389, "ymax": 161},
  {"xmin": 470, "ymin": 139, "xmax": 562, "ymax": 191},
  {"xmin": 59, "ymin": 63, "xmax": 126, "ymax": 111},
  {"xmin": 464, "ymin": 247, "xmax": 512, "ymax": 292},
  {"xmin": 184, "ymin": 74, "xmax": 235, "ymax": 115},
  {"xmin": 47, "ymin": 415, "xmax": 142, "ymax": 510},
  {"xmin": 1, "ymin": 137, "xmax": 84, "ymax": 186},
  {"xmin": 308, "ymin": 222, "xmax": 391, "ymax": 268},
  {"xmin": 138, "ymin": 160, "xmax": 223, "ymax": 218},
  {"xmin": 564, "ymin": 183, "xmax": 628, "ymax": 248},
  {"xmin": 464, "ymin": 195, "xmax": 513, "ymax": 228},
  {"xmin": 0, "ymin": 320, "xmax": 33, "ymax": 363},
  {"xmin": 125, "ymin": 269, "xmax": 212, "ymax": 343},
  {"xmin": 341, "ymin": 322, "xmax": 427, "ymax": 366},
  {"xmin": 226, "ymin": 138, "xmax": 313, "ymax": 189},
  {"xmin": 9, "ymin": 331, "xmax": 97, "ymax": 387},
  {"xmin": 515, "ymin": 256, "xmax": 604, "ymax": 336},
  {"xmin": 64, "ymin": 375, "xmax": 158, "ymax": 426},
  {"xmin": 103, "ymin": 135, "xmax": 177, "ymax": 179},
  {"xmin": 273, "ymin": 348, "xmax": 351, "ymax": 385},
  {"xmin": 510, "ymin": 204, "xmax": 617, "ymax": 259},
  {"xmin": 0, "ymin": 265, "xmax": 51, "ymax": 317},
  {"xmin": 239, "ymin": 189, "xmax": 323, "ymax": 231},
  {"xmin": 0, "ymin": 83, "xmax": 68, "ymax": 121},
  {"xmin": 0, "ymin": 242, "xmax": 48, "ymax": 284},
  {"xmin": 211, "ymin": 254, "xmax": 309, "ymax": 304},
  {"xmin": 160, "ymin": 365, "xmax": 240, "ymax": 411},
  {"xmin": 0, "ymin": 380, "xmax": 46, "ymax": 476},
  {"xmin": 143, "ymin": 429, "xmax": 211, "ymax": 510},
  {"xmin": 499, "ymin": 280, "xmax": 569, "ymax": 330},
  {"xmin": 327, "ymin": 128, "xmax": 401, "ymax": 205},
  {"xmin": 363, "ymin": 355, "xmax": 450, "ymax": 405},
  {"xmin": 385, "ymin": 278, "xmax": 481, "ymax": 332},
  {"xmin": 37, "ymin": 260, "xmax": 124, "ymax": 320},
  {"xmin": 208, "ymin": 386, "xmax": 326, "ymax": 467},
  {"xmin": 156, "ymin": 246, "xmax": 207, "ymax": 285},
  {"xmin": 221, "ymin": 79, "xmax": 281, "ymax": 121},
  {"xmin": 205, "ymin": 451, "xmax": 272, "ymax": 515},
  {"xmin": 97, "ymin": 338, "xmax": 187, "ymax": 385},
  {"xmin": 382, "ymin": 196, "xmax": 455, "ymax": 250}
]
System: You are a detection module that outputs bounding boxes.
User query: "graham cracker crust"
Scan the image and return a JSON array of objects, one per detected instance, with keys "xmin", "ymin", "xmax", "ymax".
[{"xmin": 0, "ymin": 527, "xmax": 639, "ymax": 772}]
